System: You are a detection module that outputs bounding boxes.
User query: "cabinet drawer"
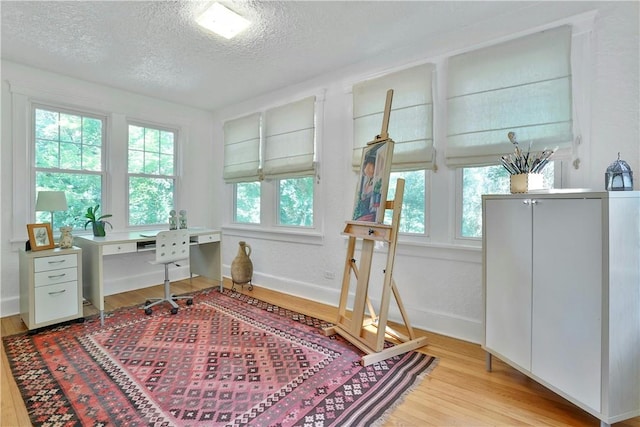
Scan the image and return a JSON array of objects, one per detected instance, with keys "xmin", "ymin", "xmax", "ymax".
[
  {"xmin": 197, "ymin": 233, "xmax": 220, "ymax": 244},
  {"xmin": 34, "ymin": 254, "xmax": 77, "ymax": 272},
  {"xmin": 34, "ymin": 281, "xmax": 79, "ymax": 324},
  {"xmin": 34, "ymin": 267, "xmax": 78, "ymax": 287},
  {"xmin": 102, "ymin": 242, "xmax": 137, "ymax": 255}
]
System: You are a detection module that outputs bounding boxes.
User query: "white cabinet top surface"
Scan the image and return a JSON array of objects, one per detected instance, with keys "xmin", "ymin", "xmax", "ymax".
[{"xmin": 483, "ymin": 190, "xmax": 640, "ymax": 200}]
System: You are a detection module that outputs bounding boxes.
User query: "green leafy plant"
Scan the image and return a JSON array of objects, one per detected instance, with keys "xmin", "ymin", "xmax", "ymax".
[{"xmin": 83, "ymin": 204, "xmax": 113, "ymax": 236}]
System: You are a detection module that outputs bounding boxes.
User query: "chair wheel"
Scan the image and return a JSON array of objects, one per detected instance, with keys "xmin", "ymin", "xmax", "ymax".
[
  {"xmin": 145, "ymin": 308, "xmax": 153, "ymax": 315},
  {"xmin": 171, "ymin": 308, "xmax": 178, "ymax": 315},
  {"xmin": 186, "ymin": 299, "xmax": 193, "ymax": 305},
  {"xmin": 145, "ymin": 300, "xmax": 151, "ymax": 306}
]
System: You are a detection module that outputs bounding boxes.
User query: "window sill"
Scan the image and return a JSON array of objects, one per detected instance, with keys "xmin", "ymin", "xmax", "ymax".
[{"xmin": 222, "ymin": 224, "xmax": 324, "ymax": 246}]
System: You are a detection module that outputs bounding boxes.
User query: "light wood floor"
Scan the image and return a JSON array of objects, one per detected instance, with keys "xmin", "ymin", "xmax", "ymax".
[{"xmin": 2, "ymin": 277, "xmax": 639, "ymax": 427}]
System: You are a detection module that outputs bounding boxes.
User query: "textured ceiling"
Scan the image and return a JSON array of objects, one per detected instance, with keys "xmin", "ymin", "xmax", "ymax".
[{"xmin": 2, "ymin": 1, "xmax": 585, "ymax": 111}]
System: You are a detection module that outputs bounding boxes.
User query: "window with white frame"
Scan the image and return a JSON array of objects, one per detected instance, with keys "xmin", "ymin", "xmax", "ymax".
[
  {"xmin": 127, "ymin": 123, "xmax": 177, "ymax": 226},
  {"xmin": 264, "ymin": 97, "xmax": 316, "ymax": 227},
  {"xmin": 34, "ymin": 105, "xmax": 106, "ymax": 231},
  {"xmin": 447, "ymin": 26, "xmax": 573, "ymax": 239},
  {"xmin": 353, "ymin": 63, "xmax": 434, "ymax": 234},
  {"xmin": 224, "ymin": 97, "xmax": 316, "ymax": 228},
  {"xmin": 224, "ymin": 113, "xmax": 262, "ymax": 224}
]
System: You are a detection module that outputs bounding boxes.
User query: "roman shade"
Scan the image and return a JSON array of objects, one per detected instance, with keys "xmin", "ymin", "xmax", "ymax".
[
  {"xmin": 263, "ymin": 96, "xmax": 316, "ymax": 179},
  {"xmin": 446, "ymin": 25, "xmax": 573, "ymax": 167},
  {"xmin": 223, "ymin": 113, "xmax": 261, "ymax": 183},
  {"xmin": 352, "ymin": 63, "xmax": 435, "ymax": 171}
]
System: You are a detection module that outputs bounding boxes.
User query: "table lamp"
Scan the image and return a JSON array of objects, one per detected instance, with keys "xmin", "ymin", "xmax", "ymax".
[{"xmin": 35, "ymin": 191, "xmax": 68, "ymax": 225}]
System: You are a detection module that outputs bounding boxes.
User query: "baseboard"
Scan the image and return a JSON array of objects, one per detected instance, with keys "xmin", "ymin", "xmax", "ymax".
[
  {"xmin": 1, "ymin": 295, "xmax": 20, "ymax": 318},
  {"xmin": 231, "ymin": 271, "xmax": 483, "ymax": 344}
]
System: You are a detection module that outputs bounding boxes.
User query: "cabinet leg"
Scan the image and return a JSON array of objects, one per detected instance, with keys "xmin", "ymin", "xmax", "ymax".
[
  {"xmin": 600, "ymin": 421, "xmax": 610, "ymax": 427},
  {"xmin": 486, "ymin": 352, "xmax": 492, "ymax": 372}
]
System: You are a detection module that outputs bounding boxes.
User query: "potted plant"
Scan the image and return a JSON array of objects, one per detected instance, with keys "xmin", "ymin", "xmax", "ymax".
[{"xmin": 84, "ymin": 204, "xmax": 113, "ymax": 237}]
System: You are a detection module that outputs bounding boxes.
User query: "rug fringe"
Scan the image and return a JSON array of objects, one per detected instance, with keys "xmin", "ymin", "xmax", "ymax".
[{"xmin": 369, "ymin": 356, "xmax": 439, "ymax": 427}]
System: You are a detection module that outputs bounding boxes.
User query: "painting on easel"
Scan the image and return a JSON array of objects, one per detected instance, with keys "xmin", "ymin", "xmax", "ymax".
[{"xmin": 352, "ymin": 139, "xmax": 394, "ymax": 223}]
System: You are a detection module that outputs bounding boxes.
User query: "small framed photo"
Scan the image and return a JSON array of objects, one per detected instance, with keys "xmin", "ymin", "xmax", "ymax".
[
  {"xmin": 352, "ymin": 140, "xmax": 394, "ymax": 223},
  {"xmin": 27, "ymin": 223, "xmax": 55, "ymax": 251}
]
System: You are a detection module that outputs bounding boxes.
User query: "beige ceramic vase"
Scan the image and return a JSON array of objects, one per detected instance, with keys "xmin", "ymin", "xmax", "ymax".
[{"xmin": 231, "ymin": 241, "xmax": 253, "ymax": 286}]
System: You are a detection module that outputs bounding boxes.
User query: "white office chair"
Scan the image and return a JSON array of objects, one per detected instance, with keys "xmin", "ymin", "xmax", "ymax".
[{"xmin": 142, "ymin": 230, "xmax": 193, "ymax": 315}]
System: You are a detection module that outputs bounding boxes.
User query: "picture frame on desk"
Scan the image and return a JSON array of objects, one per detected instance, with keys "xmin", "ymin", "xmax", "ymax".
[{"xmin": 27, "ymin": 223, "xmax": 55, "ymax": 251}]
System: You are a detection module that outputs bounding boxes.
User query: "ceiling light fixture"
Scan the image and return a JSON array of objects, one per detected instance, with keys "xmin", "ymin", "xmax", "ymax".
[{"xmin": 196, "ymin": 3, "xmax": 250, "ymax": 39}]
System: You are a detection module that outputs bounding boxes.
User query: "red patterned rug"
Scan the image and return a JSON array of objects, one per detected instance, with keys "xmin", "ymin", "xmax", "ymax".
[{"xmin": 3, "ymin": 288, "xmax": 437, "ymax": 426}]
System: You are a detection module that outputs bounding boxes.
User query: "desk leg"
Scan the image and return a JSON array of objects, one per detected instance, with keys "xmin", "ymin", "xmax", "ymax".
[
  {"xmin": 100, "ymin": 310, "xmax": 105, "ymax": 326},
  {"xmin": 190, "ymin": 241, "xmax": 222, "ymax": 291}
]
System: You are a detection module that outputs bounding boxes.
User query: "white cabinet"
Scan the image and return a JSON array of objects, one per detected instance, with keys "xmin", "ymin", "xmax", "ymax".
[
  {"xmin": 482, "ymin": 191, "xmax": 640, "ymax": 426},
  {"xmin": 19, "ymin": 247, "xmax": 84, "ymax": 330}
]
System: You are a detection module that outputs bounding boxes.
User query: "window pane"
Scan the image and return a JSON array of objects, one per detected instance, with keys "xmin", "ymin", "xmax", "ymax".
[
  {"xmin": 127, "ymin": 124, "xmax": 176, "ymax": 226},
  {"xmin": 128, "ymin": 125, "xmax": 175, "ymax": 176},
  {"xmin": 384, "ymin": 170, "xmax": 426, "ymax": 234},
  {"xmin": 143, "ymin": 151, "xmax": 160, "ymax": 175},
  {"xmin": 129, "ymin": 125, "xmax": 145, "ymax": 151},
  {"xmin": 60, "ymin": 142, "xmax": 81, "ymax": 169},
  {"xmin": 235, "ymin": 182, "xmax": 260, "ymax": 224},
  {"xmin": 83, "ymin": 117, "xmax": 103, "ymax": 146},
  {"xmin": 35, "ymin": 108, "xmax": 103, "ymax": 172},
  {"xmin": 461, "ymin": 163, "xmax": 555, "ymax": 238},
  {"xmin": 34, "ymin": 107, "xmax": 105, "ymax": 231},
  {"xmin": 59, "ymin": 113, "xmax": 81, "ymax": 142},
  {"xmin": 279, "ymin": 177, "xmax": 313, "ymax": 227},
  {"xmin": 145, "ymin": 128, "xmax": 160, "ymax": 152},
  {"xmin": 129, "ymin": 177, "xmax": 174, "ymax": 226},
  {"xmin": 128, "ymin": 150, "xmax": 144, "ymax": 173},
  {"xmin": 36, "ymin": 171, "xmax": 102, "ymax": 231}
]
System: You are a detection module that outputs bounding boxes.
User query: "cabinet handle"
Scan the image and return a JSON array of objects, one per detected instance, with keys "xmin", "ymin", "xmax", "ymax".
[
  {"xmin": 47, "ymin": 259, "xmax": 66, "ymax": 265},
  {"xmin": 523, "ymin": 199, "xmax": 539, "ymax": 205},
  {"xmin": 48, "ymin": 289, "xmax": 67, "ymax": 296},
  {"xmin": 47, "ymin": 273, "xmax": 66, "ymax": 279}
]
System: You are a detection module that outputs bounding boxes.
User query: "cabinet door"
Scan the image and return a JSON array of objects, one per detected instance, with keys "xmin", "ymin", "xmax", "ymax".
[
  {"xmin": 484, "ymin": 198, "xmax": 533, "ymax": 370},
  {"xmin": 531, "ymin": 198, "xmax": 602, "ymax": 412}
]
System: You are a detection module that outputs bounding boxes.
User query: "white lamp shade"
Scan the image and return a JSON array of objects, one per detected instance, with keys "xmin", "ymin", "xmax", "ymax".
[{"xmin": 35, "ymin": 191, "xmax": 68, "ymax": 212}]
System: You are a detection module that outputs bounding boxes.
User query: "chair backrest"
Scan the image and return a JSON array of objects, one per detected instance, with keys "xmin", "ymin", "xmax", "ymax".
[{"xmin": 155, "ymin": 230, "xmax": 190, "ymax": 264}]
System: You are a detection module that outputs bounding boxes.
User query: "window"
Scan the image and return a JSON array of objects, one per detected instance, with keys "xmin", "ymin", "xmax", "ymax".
[
  {"xmin": 448, "ymin": 26, "xmax": 572, "ymax": 239},
  {"xmin": 279, "ymin": 177, "xmax": 314, "ymax": 227},
  {"xmin": 460, "ymin": 163, "xmax": 555, "ymax": 238},
  {"xmin": 127, "ymin": 123, "xmax": 176, "ymax": 226},
  {"xmin": 224, "ymin": 113, "xmax": 262, "ymax": 225},
  {"xmin": 235, "ymin": 182, "xmax": 260, "ymax": 223},
  {"xmin": 353, "ymin": 63, "xmax": 434, "ymax": 235},
  {"xmin": 446, "ymin": 26, "xmax": 573, "ymax": 167},
  {"xmin": 265, "ymin": 97, "xmax": 316, "ymax": 228},
  {"xmin": 224, "ymin": 97, "xmax": 317, "ymax": 229},
  {"xmin": 384, "ymin": 171, "xmax": 426, "ymax": 234},
  {"xmin": 34, "ymin": 106, "xmax": 105, "ymax": 231}
]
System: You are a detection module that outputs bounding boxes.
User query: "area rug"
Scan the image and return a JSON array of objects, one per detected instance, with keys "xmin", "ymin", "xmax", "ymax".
[{"xmin": 3, "ymin": 288, "xmax": 437, "ymax": 426}]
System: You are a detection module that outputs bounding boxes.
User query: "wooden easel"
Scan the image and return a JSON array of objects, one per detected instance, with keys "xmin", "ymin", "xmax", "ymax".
[{"xmin": 323, "ymin": 90, "xmax": 427, "ymax": 366}]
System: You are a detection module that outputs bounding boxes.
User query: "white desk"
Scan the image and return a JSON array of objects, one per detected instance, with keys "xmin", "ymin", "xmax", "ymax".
[{"xmin": 75, "ymin": 228, "xmax": 222, "ymax": 323}]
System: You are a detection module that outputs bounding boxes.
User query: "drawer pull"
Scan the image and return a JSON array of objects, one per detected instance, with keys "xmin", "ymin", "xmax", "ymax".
[
  {"xmin": 48, "ymin": 289, "xmax": 67, "ymax": 296},
  {"xmin": 47, "ymin": 273, "xmax": 67, "ymax": 279},
  {"xmin": 48, "ymin": 259, "xmax": 67, "ymax": 265}
]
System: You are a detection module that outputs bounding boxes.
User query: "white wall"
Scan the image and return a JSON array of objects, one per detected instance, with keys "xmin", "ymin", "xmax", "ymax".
[
  {"xmin": 215, "ymin": 1, "xmax": 639, "ymax": 344},
  {"xmin": 1, "ymin": 61, "xmax": 217, "ymax": 314},
  {"xmin": 2, "ymin": 1, "xmax": 637, "ymax": 344}
]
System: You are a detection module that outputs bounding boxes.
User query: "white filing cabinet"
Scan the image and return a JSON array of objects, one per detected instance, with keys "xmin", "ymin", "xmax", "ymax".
[
  {"xmin": 482, "ymin": 191, "xmax": 640, "ymax": 427},
  {"xmin": 19, "ymin": 246, "xmax": 84, "ymax": 330}
]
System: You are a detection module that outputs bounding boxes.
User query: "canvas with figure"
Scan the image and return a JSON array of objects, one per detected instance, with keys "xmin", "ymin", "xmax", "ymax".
[{"xmin": 352, "ymin": 140, "xmax": 394, "ymax": 223}]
